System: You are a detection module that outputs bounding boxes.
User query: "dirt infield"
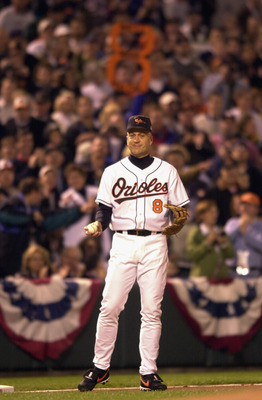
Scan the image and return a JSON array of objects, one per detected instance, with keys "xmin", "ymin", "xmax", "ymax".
[{"xmin": 190, "ymin": 386, "xmax": 262, "ymax": 400}]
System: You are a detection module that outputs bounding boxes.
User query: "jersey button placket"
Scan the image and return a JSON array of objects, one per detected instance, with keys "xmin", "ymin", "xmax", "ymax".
[{"xmin": 136, "ymin": 175, "xmax": 145, "ymax": 229}]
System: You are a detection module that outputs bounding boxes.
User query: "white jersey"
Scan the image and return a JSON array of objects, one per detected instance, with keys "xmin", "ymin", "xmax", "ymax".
[{"xmin": 96, "ymin": 156, "xmax": 189, "ymax": 231}]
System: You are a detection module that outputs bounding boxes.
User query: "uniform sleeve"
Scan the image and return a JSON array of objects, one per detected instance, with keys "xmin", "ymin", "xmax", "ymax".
[
  {"xmin": 96, "ymin": 168, "xmax": 113, "ymax": 207},
  {"xmin": 168, "ymin": 167, "xmax": 190, "ymax": 206}
]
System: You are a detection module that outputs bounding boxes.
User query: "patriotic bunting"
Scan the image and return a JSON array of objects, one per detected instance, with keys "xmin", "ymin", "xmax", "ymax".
[
  {"xmin": 0, "ymin": 275, "xmax": 101, "ymax": 360},
  {"xmin": 166, "ymin": 277, "xmax": 262, "ymax": 354}
]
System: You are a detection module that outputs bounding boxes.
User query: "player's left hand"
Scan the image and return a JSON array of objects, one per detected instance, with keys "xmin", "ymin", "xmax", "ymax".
[
  {"xmin": 162, "ymin": 204, "xmax": 188, "ymax": 236},
  {"xmin": 84, "ymin": 221, "xmax": 102, "ymax": 237}
]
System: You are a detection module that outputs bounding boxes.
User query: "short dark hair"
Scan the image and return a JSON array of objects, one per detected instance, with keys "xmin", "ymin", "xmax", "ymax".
[{"xmin": 19, "ymin": 177, "xmax": 41, "ymax": 195}]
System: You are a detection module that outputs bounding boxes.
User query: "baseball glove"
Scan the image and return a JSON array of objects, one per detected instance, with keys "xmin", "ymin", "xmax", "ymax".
[{"xmin": 162, "ymin": 204, "xmax": 188, "ymax": 236}]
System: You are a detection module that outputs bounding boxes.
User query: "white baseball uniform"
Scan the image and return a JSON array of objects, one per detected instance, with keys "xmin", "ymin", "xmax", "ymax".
[{"xmin": 93, "ymin": 156, "xmax": 189, "ymax": 375}]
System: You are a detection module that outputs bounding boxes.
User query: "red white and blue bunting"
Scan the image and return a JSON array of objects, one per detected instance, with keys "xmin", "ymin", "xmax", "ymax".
[
  {"xmin": 166, "ymin": 277, "xmax": 262, "ymax": 354},
  {"xmin": 0, "ymin": 275, "xmax": 101, "ymax": 360}
]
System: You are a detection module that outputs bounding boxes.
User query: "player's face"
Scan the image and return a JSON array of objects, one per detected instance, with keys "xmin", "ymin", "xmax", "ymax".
[{"xmin": 126, "ymin": 131, "xmax": 153, "ymax": 158}]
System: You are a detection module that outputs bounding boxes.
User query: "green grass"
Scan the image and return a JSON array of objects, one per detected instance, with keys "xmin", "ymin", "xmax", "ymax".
[{"xmin": 1, "ymin": 370, "xmax": 262, "ymax": 399}]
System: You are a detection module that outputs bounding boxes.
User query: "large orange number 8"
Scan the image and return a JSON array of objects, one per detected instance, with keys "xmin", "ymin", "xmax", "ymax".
[{"xmin": 153, "ymin": 199, "xmax": 163, "ymax": 213}]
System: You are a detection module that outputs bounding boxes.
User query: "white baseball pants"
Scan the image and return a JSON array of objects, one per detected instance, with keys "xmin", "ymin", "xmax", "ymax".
[{"xmin": 93, "ymin": 232, "xmax": 168, "ymax": 375}]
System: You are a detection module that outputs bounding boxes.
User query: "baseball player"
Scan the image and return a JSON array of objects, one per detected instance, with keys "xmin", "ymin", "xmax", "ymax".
[{"xmin": 78, "ymin": 115, "xmax": 189, "ymax": 391}]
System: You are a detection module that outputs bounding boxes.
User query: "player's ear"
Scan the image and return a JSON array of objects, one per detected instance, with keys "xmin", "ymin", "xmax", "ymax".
[{"xmin": 149, "ymin": 133, "xmax": 153, "ymax": 144}]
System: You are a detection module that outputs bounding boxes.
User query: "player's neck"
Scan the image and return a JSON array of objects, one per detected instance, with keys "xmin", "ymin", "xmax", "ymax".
[{"xmin": 128, "ymin": 154, "xmax": 154, "ymax": 170}]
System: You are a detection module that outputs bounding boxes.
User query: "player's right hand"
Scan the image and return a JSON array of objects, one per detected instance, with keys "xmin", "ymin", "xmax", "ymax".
[{"xmin": 84, "ymin": 221, "xmax": 102, "ymax": 237}]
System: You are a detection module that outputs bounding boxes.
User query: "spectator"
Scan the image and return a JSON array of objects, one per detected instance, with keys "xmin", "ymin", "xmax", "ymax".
[
  {"xmin": 59, "ymin": 163, "xmax": 97, "ymax": 246},
  {"xmin": 164, "ymin": 144, "xmax": 212, "ymax": 186},
  {"xmin": 237, "ymin": 114, "xmax": 260, "ymax": 144},
  {"xmin": 164, "ymin": 145, "xmax": 213, "ymax": 220},
  {"xmin": 186, "ymin": 199, "xmax": 234, "ymax": 278},
  {"xmin": 244, "ymin": 15, "xmax": 261, "ymax": 43},
  {"xmin": 86, "ymin": 135, "xmax": 112, "ymax": 186},
  {"xmin": 0, "ymin": 77, "xmax": 17, "ymax": 124},
  {"xmin": 43, "ymin": 122, "xmax": 65, "ymax": 150},
  {"xmin": 171, "ymin": 33, "xmax": 207, "ymax": 83},
  {"xmin": 21, "ymin": 243, "xmax": 53, "ymax": 279},
  {"xmin": 147, "ymin": 104, "xmax": 180, "ymax": 157},
  {"xmin": 65, "ymin": 95, "xmax": 97, "ymax": 161},
  {"xmin": 193, "ymin": 93, "xmax": 224, "ymax": 137},
  {"xmin": 0, "ymin": 37, "xmax": 38, "ymax": 90},
  {"xmin": 135, "ymin": 0, "xmax": 165, "ymax": 30},
  {"xmin": 46, "ymin": 3, "xmax": 68, "ymax": 27},
  {"xmin": 46, "ymin": 23, "xmax": 73, "ymax": 70},
  {"xmin": 51, "ymin": 90, "xmax": 79, "ymax": 134},
  {"xmin": 204, "ymin": 163, "xmax": 241, "ymax": 225},
  {"xmin": 0, "ymin": 159, "xmax": 18, "ymax": 198},
  {"xmin": 228, "ymin": 87, "xmax": 262, "ymax": 143},
  {"xmin": 238, "ymin": 0, "xmax": 262, "ymax": 30},
  {"xmin": 158, "ymin": 91, "xmax": 181, "ymax": 132},
  {"xmin": 180, "ymin": 7, "xmax": 209, "ymax": 54},
  {"xmin": 39, "ymin": 165, "xmax": 60, "ymax": 214},
  {"xmin": 31, "ymin": 90, "xmax": 54, "ymax": 127},
  {"xmin": 0, "ymin": 0, "xmax": 36, "ymax": 37},
  {"xmin": 0, "ymin": 136, "xmax": 16, "ymax": 163},
  {"xmin": 230, "ymin": 140, "xmax": 262, "ymax": 199},
  {"xmin": 178, "ymin": 84, "xmax": 206, "ymax": 115},
  {"xmin": 180, "ymin": 127, "xmax": 216, "ymax": 166},
  {"xmin": 225, "ymin": 191, "xmax": 262, "ymax": 277},
  {"xmin": 209, "ymin": 113, "xmax": 240, "ymax": 157},
  {"xmin": 56, "ymin": 246, "xmax": 85, "ymax": 278},
  {"xmin": 0, "ymin": 177, "xmax": 43, "ymax": 277},
  {"xmin": 12, "ymin": 131, "xmax": 44, "ymax": 184},
  {"xmin": 80, "ymin": 236, "xmax": 107, "ymax": 280},
  {"xmin": 29, "ymin": 62, "xmax": 54, "ymax": 97},
  {"xmin": 176, "ymin": 106, "xmax": 196, "ymax": 135},
  {"xmin": 69, "ymin": 16, "xmax": 89, "ymax": 56},
  {"xmin": 43, "ymin": 146, "xmax": 67, "ymax": 193},
  {"xmin": 199, "ymin": 27, "xmax": 225, "ymax": 68},
  {"xmin": 201, "ymin": 59, "xmax": 247, "ymax": 111},
  {"xmin": 74, "ymin": 133, "xmax": 96, "ymax": 170},
  {"xmin": 60, "ymin": 66, "xmax": 81, "ymax": 95},
  {"xmin": 5, "ymin": 94, "xmax": 46, "ymax": 148},
  {"xmin": 0, "ymin": 171, "xmax": 99, "ymax": 278},
  {"xmin": 99, "ymin": 109, "xmax": 127, "ymax": 163},
  {"xmin": 80, "ymin": 64, "xmax": 113, "ymax": 113},
  {"xmin": 26, "ymin": 18, "xmax": 54, "ymax": 60}
]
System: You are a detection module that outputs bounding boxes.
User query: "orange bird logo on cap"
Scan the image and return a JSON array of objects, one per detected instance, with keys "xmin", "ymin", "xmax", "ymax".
[{"xmin": 135, "ymin": 118, "xmax": 145, "ymax": 124}]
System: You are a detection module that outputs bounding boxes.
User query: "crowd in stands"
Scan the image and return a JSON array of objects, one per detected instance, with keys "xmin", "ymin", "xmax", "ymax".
[{"xmin": 0, "ymin": 0, "xmax": 262, "ymax": 280}]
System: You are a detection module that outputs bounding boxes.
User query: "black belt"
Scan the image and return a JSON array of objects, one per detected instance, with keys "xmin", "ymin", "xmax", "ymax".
[{"xmin": 116, "ymin": 230, "xmax": 162, "ymax": 236}]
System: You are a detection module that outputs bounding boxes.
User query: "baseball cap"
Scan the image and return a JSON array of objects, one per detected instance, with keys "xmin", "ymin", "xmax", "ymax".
[
  {"xmin": 37, "ymin": 19, "xmax": 52, "ymax": 35},
  {"xmin": 0, "ymin": 159, "xmax": 14, "ymax": 171},
  {"xmin": 53, "ymin": 24, "xmax": 71, "ymax": 37},
  {"xmin": 159, "ymin": 92, "xmax": 179, "ymax": 106},
  {"xmin": 127, "ymin": 115, "xmax": 152, "ymax": 133},
  {"xmin": 240, "ymin": 192, "xmax": 260, "ymax": 207},
  {"xmin": 13, "ymin": 96, "xmax": 30, "ymax": 110},
  {"xmin": 39, "ymin": 165, "xmax": 56, "ymax": 178}
]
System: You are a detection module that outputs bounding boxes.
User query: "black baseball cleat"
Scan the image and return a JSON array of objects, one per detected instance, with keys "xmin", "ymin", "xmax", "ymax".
[
  {"xmin": 140, "ymin": 373, "xmax": 167, "ymax": 391},
  {"xmin": 78, "ymin": 367, "xmax": 110, "ymax": 391}
]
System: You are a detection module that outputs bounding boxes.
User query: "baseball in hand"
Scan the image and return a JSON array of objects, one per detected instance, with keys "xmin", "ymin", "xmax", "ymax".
[{"xmin": 87, "ymin": 223, "xmax": 96, "ymax": 234}]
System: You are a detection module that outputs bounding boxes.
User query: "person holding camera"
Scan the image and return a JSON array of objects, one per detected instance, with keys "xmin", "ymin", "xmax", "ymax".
[
  {"xmin": 224, "ymin": 192, "xmax": 262, "ymax": 278},
  {"xmin": 186, "ymin": 199, "xmax": 234, "ymax": 278}
]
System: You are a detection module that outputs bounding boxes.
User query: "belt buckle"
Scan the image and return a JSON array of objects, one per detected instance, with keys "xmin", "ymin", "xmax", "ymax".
[{"xmin": 136, "ymin": 229, "xmax": 140, "ymax": 236}]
